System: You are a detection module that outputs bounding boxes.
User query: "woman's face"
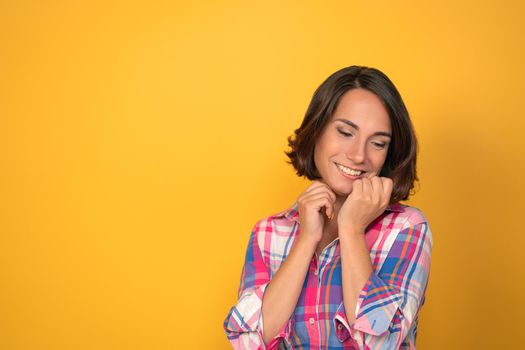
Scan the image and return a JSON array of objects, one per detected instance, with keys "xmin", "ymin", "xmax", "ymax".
[{"xmin": 314, "ymin": 88, "xmax": 392, "ymax": 197}]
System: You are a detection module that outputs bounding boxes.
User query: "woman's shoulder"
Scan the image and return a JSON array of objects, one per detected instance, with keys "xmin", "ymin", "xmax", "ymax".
[
  {"xmin": 245, "ymin": 202, "xmax": 299, "ymax": 257},
  {"xmin": 374, "ymin": 203, "xmax": 433, "ymax": 249},
  {"xmin": 249, "ymin": 202, "xmax": 299, "ymax": 238},
  {"xmin": 387, "ymin": 202, "xmax": 430, "ymax": 227}
]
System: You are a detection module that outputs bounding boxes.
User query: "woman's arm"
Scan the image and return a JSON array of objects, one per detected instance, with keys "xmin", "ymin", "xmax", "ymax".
[
  {"xmin": 334, "ymin": 177, "xmax": 432, "ymax": 349},
  {"xmin": 223, "ymin": 221, "xmax": 299, "ymax": 350},
  {"xmin": 224, "ymin": 181, "xmax": 336, "ymax": 349},
  {"xmin": 338, "ymin": 228, "xmax": 373, "ymax": 326},
  {"xmin": 261, "ymin": 234, "xmax": 316, "ymax": 344},
  {"xmin": 336, "ymin": 221, "xmax": 432, "ymax": 349},
  {"xmin": 262, "ymin": 180, "xmax": 337, "ymax": 344},
  {"xmin": 336, "ymin": 177, "xmax": 391, "ymax": 328}
]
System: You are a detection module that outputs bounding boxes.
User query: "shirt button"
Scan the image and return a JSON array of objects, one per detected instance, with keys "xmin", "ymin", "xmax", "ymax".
[
  {"xmin": 314, "ymin": 270, "xmax": 318, "ymax": 276},
  {"xmin": 309, "ymin": 317, "xmax": 315, "ymax": 325}
]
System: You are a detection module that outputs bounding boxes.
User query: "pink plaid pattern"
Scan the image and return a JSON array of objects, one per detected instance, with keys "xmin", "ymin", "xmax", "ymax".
[{"xmin": 224, "ymin": 201, "xmax": 432, "ymax": 349}]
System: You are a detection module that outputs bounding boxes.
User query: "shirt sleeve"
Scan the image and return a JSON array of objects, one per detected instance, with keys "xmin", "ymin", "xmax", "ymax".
[
  {"xmin": 333, "ymin": 221, "xmax": 433, "ymax": 349},
  {"xmin": 223, "ymin": 222, "xmax": 295, "ymax": 349}
]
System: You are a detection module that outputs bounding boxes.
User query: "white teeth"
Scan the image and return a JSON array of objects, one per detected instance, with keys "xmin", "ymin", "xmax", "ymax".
[{"xmin": 337, "ymin": 163, "xmax": 362, "ymax": 176}]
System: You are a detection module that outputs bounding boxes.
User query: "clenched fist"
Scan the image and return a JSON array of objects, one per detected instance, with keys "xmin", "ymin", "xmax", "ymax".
[{"xmin": 337, "ymin": 176, "xmax": 393, "ymax": 234}]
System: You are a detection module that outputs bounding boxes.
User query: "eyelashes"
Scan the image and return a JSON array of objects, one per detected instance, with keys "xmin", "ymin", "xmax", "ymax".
[
  {"xmin": 337, "ymin": 129, "xmax": 352, "ymax": 137},
  {"xmin": 371, "ymin": 142, "xmax": 387, "ymax": 149},
  {"xmin": 337, "ymin": 128, "xmax": 387, "ymax": 149}
]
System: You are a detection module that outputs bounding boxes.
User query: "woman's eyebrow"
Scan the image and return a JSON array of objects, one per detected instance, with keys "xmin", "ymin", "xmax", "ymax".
[{"xmin": 334, "ymin": 118, "xmax": 392, "ymax": 138}]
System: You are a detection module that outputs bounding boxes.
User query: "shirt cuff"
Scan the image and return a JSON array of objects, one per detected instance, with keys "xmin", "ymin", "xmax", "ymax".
[
  {"xmin": 224, "ymin": 283, "xmax": 295, "ymax": 349},
  {"xmin": 334, "ymin": 273, "xmax": 403, "ymax": 340}
]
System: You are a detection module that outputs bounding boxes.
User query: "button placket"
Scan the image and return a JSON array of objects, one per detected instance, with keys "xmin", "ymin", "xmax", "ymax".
[{"xmin": 306, "ymin": 254, "xmax": 321, "ymax": 346}]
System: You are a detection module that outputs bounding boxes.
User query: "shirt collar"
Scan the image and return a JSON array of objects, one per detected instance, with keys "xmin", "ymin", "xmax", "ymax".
[{"xmin": 280, "ymin": 200, "xmax": 404, "ymax": 223}]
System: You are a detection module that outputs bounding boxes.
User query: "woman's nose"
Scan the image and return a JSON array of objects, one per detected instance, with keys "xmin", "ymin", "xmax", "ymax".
[{"xmin": 346, "ymin": 141, "xmax": 366, "ymax": 164}]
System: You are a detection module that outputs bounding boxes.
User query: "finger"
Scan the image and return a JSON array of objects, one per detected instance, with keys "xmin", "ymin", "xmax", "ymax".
[
  {"xmin": 303, "ymin": 194, "xmax": 335, "ymax": 218},
  {"xmin": 302, "ymin": 192, "xmax": 334, "ymax": 205},
  {"xmin": 304, "ymin": 181, "xmax": 337, "ymax": 203},
  {"xmin": 371, "ymin": 176, "xmax": 383, "ymax": 204},
  {"xmin": 298, "ymin": 181, "xmax": 325, "ymax": 202},
  {"xmin": 361, "ymin": 178, "xmax": 373, "ymax": 201},
  {"xmin": 319, "ymin": 183, "xmax": 337, "ymax": 204},
  {"xmin": 352, "ymin": 178, "xmax": 363, "ymax": 197},
  {"xmin": 381, "ymin": 177, "xmax": 393, "ymax": 199},
  {"xmin": 304, "ymin": 180, "xmax": 327, "ymax": 194},
  {"xmin": 302, "ymin": 192, "xmax": 335, "ymax": 212}
]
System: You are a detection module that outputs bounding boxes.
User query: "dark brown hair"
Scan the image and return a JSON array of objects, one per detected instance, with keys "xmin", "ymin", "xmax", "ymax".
[{"xmin": 284, "ymin": 65, "xmax": 418, "ymax": 203}]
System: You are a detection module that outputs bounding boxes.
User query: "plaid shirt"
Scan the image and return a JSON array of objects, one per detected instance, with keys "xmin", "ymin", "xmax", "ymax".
[{"xmin": 223, "ymin": 201, "xmax": 432, "ymax": 350}]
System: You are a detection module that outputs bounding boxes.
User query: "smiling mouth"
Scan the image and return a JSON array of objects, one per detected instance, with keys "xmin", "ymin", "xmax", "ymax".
[{"xmin": 335, "ymin": 163, "xmax": 365, "ymax": 177}]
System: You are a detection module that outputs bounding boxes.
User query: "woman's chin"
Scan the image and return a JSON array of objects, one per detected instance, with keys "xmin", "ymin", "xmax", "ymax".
[{"xmin": 334, "ymin": 188, "xmax": 351, "ymax": 197}]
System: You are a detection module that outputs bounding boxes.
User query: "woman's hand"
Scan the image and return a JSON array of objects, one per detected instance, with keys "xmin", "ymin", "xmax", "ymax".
[
  {"xmin": 337, "ymin": 176, "xmax": 393, "ymax": 234},
  {"xmin": 296, "ymin": 181, "xmax": 336, "ymax": 244}
]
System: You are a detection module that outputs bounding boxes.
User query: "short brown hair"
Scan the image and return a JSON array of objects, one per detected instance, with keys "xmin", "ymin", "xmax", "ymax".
[{"xmin": 284, "ymin": 65, "xmax": 418, "ymax": 203}]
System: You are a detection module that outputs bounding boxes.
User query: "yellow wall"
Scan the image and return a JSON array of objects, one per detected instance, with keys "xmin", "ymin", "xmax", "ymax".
[{"xmin": 1, "ymin": 1, "xmax": 524, "ymax": 349}]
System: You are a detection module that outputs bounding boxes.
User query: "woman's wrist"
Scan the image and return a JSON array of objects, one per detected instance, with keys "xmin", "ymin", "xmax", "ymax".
[
  {"xmin": 337, "ymin": 223, "xmax": 365, "ymax": 239},
  {"xmin": 295, "ymin": 234, "xmax": 318, "ymax": 254}
]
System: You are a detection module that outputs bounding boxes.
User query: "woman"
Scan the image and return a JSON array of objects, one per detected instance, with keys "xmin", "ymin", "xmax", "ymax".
[{"xmin": 223, "ymin": 66, "xmax": 433, "ymax": 350}]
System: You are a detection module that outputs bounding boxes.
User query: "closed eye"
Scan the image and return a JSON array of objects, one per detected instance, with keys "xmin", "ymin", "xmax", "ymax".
[
  {"xmin": 371, "ymin": 141, "xmax": 387, "ymax": 149},
  {"xmin": 337, "ymin": 129, "xmax": 353, "ymax": 137}
]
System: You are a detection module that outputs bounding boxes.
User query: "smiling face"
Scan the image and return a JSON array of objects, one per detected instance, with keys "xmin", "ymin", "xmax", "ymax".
[{"xmin": 313, "ymin": 88, "xmax": 392, "ymax": 196}]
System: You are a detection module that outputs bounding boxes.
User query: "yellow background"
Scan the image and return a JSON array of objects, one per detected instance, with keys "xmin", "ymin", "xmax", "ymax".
[{"xmin": 1, "ymin": 1, "xmax": 524, "ymax": 349}]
